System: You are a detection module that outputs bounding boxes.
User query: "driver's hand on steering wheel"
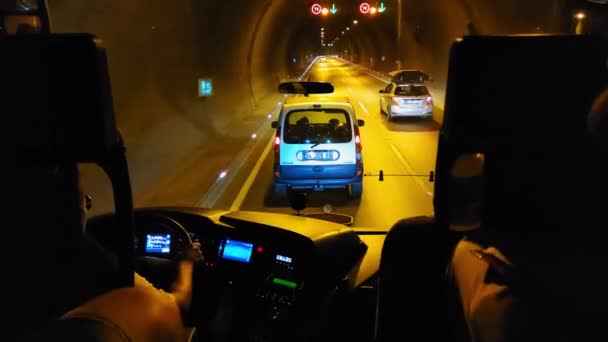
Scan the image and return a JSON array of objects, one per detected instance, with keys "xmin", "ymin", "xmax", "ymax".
[
  {"xmin": 61, "ymin": 242, "xmax": 205, "ymax": 341},
  {"xmin": 172, "ymin": 242, "xmax": 204, "ymax": 313}
]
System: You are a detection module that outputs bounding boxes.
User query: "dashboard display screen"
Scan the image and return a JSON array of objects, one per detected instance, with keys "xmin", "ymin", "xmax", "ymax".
[
  {"xmin": 276, "ymin": 254, "xmax": 292, "ymax": 264},
  {"xmin": 220, "ymin": 239, "xmax": 254, "ymax": 263},
  {"xmin": 145, "ymin": 234, "xmax": 171, "ymax": 254}
]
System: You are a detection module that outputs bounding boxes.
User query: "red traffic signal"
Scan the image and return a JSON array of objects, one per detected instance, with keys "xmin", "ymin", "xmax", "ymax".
[
  {"xmin": 311, "ymin": 3, "xmax": 322, "ymax": 15},
  {"xmin": 311, "ymin": 3, "xmax": 338, "ymax": 16},
  {"xmin": 359, "ymin": 2, "xmax": 370, "ymax": 14},
  {"xmin": 359, "ymin": 2, "xmax": 386, "ymax": 15}
]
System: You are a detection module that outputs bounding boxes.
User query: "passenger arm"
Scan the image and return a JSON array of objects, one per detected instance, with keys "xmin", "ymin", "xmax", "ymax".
[{"xmin": 449, "ymin": 236, "xmax": 521, "ymax": 342}]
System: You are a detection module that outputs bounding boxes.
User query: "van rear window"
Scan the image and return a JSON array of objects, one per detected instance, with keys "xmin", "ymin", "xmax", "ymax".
[{"xmin": 283, "ymin": 109, "xmax": 352, "ymax": 144}]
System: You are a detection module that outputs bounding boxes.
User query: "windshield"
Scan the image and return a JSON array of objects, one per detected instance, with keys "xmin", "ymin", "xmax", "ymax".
[
  {"xmin": 283, "ymin": 109, "xmax": 352, "ymax": 144},
  {"xmin": 394, "ymin": 85, "xmax": 429, "ymax": 96},
  {"xmin": 44, "ymin": 0, "xmax": 607, "ymax": 229}
]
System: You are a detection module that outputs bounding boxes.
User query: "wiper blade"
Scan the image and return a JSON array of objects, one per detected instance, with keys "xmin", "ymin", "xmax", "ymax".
[{"xmin": 310, "ymin": 143, "xmax": 322, "ymax": 148}]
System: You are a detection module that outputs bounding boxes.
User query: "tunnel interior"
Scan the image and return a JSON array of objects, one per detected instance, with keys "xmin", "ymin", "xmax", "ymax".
[{"xmin": 44, "ymin": 0, "xmax": 605, "ymax": 213}]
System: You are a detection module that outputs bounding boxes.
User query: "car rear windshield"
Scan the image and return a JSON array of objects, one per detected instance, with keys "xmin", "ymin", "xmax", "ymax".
[
  {"xmin": 394, "ymin": 85, "xmax": 429, "ymax": 96},
  {"xmin": 283, "ymin": 109, "xmax": 352, "ymax": 144}
]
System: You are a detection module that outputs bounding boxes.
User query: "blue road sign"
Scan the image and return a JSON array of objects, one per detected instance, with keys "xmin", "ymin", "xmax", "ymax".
[{"xmin": 198, "ymin": 78, "xmax": 213, "ymax": 97}]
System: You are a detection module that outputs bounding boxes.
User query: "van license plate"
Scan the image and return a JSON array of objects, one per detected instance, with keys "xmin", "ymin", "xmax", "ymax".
[{"xmin": 300, "ymin": 150, "xmax": 338, "ymax": 161}]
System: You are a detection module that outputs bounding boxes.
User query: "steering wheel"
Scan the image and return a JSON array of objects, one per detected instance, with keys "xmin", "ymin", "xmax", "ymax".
[
  {"xmin": 133, "ymin": 214, "xmax": 191, "ymax": 289},
  {"xmin": 133, "ymin": 214, "xmax": 224, "ymax": 331},
  {"xmin": 87, "ymin": 212, "xmax": 227, "ymax": 337}
]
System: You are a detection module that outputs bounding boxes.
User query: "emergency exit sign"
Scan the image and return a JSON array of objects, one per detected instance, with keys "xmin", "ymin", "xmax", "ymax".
[{"xmin": 198, "ymin": 78, "xmax": 213, "ymax": 97}]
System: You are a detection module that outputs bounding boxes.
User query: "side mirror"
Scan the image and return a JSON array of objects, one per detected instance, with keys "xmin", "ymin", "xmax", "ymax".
[
  {"xmin": 378, "ymin": 90, "xmax": 384, "ymax": 94},
  {"xmin": 271, "ymin": 121, "xmax": 278, "ymax": 129},
  {"xmin": 358, "ymin": 119, "xmax": 365, "ymax": 127},
  {"xmin": 278, "ymin": 82, "xmax": 334, "ymax": 95}
]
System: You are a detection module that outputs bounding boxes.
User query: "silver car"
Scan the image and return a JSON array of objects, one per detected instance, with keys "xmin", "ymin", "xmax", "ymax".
[{"xmin": 379, "ymin": 83, "xmax": 434, "ymax": 120}]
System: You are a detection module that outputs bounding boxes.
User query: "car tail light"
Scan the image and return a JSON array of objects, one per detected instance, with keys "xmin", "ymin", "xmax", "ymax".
[
  {"xmin": 425, "ymin": 96, "xmax": 433, "ymax": 105},
  {"xmin": 274, "ymin": 129, "xmax": 281, "ymax": 177},
  {"xmin": 354, "ymin": 125, "xmax": 363, "ymax": 176},
  {"xmin": 391, "ymin": 97, "xmax": 401, "ymax": 106},
  {"xmin": 354, "ymin": 126, "xmax": 362, "ymax": 153}
]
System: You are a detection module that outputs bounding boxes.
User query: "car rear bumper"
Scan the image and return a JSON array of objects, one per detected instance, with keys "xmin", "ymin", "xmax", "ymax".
[
  {"xmin": 279, "ymin": 164, "xmax": 359, "ymax": 178},
  {"xmin": 274, "ymin": 176, "xmax": 363, "ymax": 190},
  {"xmin": 390, "ymin": 105, "xmax": 433, "ymax": 117}
]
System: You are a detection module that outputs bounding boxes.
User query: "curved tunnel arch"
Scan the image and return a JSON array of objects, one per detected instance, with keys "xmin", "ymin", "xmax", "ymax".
[{"xmin": 44, "ymin": 0, "xmax": 583, "ymax": 213}]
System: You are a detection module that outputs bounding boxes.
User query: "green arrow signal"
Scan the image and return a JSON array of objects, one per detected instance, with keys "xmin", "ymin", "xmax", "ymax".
[
  {"xmin": 330, "ymin": 3, "xmax": 338, "ymax": 14},
  {"xmin": 378, "ymin": 2, "xmax": 386, "ymax": 13}
]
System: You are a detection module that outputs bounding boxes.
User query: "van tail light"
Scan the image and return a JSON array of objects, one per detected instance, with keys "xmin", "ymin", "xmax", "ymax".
[
  {"xmin": 425, "ymin": 96, "xmax": 433, "ymax": 105},
  {"xmin": 354, "ymin": 126, "xmax": 362, "ymax": 153},
  {"xmin": 274, "ymin": 130, "xmax": 281, "ymax": 177},
  {"xmin": 354, "ymin": 125, "xmax": 363, "ymax": 176}
]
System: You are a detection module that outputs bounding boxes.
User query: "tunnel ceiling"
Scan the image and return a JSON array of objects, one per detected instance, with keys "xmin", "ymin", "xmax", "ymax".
[
  {"xmin": 257, "ymin": 0, "xmax": 588, "ymax": 86},
  {"xmin": 266, "ymin": 0, "xmax": 400, "ymax": 67}
]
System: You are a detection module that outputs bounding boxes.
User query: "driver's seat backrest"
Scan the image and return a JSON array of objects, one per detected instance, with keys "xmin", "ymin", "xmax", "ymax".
[
  {"xmin": 375, "ymin": 216, "xmax": 462, "ymax": 341},
  {"xmin": 0, "ymin": 34, "xmax": 132, "ymax": 339}
]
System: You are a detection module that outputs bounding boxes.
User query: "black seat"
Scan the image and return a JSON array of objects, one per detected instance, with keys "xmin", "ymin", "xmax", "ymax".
[
  {"xmin": 375, "ymin": 216, "xmax": 461, "ymax": 341},
  {"xmin": 375, "ymin": 34, "xmax": 608, "ymax": 342},
  {"xmin": 0, "ymin": 34, "xmax": 135, "ymax": 339}
]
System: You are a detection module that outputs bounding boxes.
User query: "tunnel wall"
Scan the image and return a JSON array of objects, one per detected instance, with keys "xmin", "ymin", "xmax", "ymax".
[
  {"xmin": 46, "ymin": 0, "xmax": 300, "ymax": 212},
  {"xmin": 396, "ymin": 0, "xmax": 570, "ymax": 87},
  {"xmin": 353, "ymin": 0, "xmax": 573, "ymax": 112}
]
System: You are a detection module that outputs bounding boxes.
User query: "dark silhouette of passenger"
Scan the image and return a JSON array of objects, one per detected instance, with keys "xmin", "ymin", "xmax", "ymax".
[
  {"xmin": 291, "ymin": 116, "xmax": 312, "ymax": 141},
  {"xmin": 333, "ymin": 123, "xmax": 351, "ymax": 142},
  {"xmin": 328, "ymin": 118, "xmax": 340, "ymax": 130}
]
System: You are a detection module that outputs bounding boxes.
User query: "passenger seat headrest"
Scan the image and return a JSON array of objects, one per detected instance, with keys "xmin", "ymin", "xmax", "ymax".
[
  {"xmin": 435, "ymin": 35, "xmax": 608, "ymax": 229},
  {"xmin": 0, "ymin": 33, "xmax": 136, "ymax": 298},
  {"xmin": 0, "ymin": 34, "xmax": 120, "ymax": 163}
]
